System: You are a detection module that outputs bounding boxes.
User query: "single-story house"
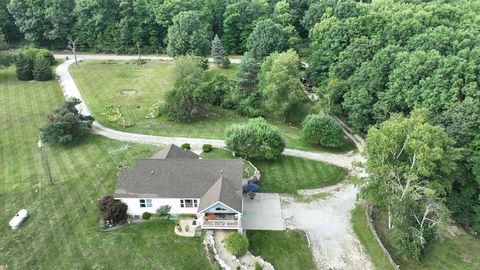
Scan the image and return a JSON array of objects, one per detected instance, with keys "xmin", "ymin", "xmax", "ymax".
[{"xmin": 114, "ymin": 144, "xmax": 244, "ymax": 232}]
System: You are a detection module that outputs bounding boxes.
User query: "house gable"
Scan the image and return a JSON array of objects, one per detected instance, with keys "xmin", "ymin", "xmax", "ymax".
[{"xmin": 198, "ymin": 201, "xmax": 240, "ymax": 214}]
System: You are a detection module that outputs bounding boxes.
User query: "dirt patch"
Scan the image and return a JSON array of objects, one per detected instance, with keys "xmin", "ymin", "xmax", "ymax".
[
  {"xmin": 282, "ymin": 183, "xmax": 373, "ymax": 270},
  {"xmin": 120, "ymin": 89, "xmax": 138, "ymax": 96}
]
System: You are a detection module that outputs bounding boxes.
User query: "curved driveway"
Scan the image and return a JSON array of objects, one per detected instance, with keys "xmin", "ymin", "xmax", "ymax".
[
  {"xmin": 55, "ymin": 54, "xmax": 371, "ymax": 269},
  {"xmin": 55, "ymin": 56, "xmax": 363, "ymax": 169}
]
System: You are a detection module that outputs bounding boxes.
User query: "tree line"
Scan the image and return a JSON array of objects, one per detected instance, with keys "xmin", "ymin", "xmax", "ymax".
[
  {"xmin": 0, "ymin": 0, "xmax": 312, "ymax": 55},
  {"xmin": 302, "ymin": 0, "xmax": 479, "ymax": 261},
  {"xmin": 2, "ymin": 0, "xmax": 479, "ymax": 262}
]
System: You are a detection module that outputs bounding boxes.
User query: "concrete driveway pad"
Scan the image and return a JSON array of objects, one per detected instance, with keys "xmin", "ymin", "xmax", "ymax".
[{"xmin": 242, "ymin": 193, "xmax": 284, "ymax": 230}]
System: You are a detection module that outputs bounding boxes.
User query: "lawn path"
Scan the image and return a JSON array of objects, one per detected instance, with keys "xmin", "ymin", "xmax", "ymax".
[{"xmin": 55, "ymin": 54, "xmax": 372, "ymax": 270}]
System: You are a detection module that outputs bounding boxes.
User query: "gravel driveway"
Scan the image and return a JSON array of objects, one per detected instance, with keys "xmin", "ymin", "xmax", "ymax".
[
  {"xmin": 54, "ymin": 54, "xmax": 373, "ymax": 269},
  {"xmin": 282, "ymin": 183, "xmax": 373, "ymax": 270}
]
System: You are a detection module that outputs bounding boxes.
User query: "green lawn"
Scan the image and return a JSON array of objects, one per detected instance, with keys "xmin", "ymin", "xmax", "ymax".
[
  {"xmin": 374, "ymin": 210, "xmax": 480, "ymax": 270},
  {"xmin": 350, "ymin": 204, "xmax": 393, "ymax": 270},
  {"xmin": 0, "ymin": 66, "xmax": 217, "ymax": 269},
  {"xmin": 70, "ymin": 61, "xmax": 356, "ymax": 154},
  {"xmin": 201, "ymin": 148, "xmax": 347, "ymax": 194},
  {"xmin": 247, "ymin": 230, "xmax": 316, "ymax": 270}
]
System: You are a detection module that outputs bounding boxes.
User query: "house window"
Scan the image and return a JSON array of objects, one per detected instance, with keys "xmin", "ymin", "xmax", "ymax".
[
  {"xmin": 215, "ymin": 207, "xmax": 227, "ymax": 212},
  {"xmin": 180, "ymin": 199, "xmax": 198, "ymax": 208},
  {"xmin": 140, "ymin": 199, "xmax": 152, "ymax": 208}
]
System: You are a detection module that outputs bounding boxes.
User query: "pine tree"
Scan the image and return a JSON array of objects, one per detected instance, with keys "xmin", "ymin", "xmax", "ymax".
[
  {"xmin": 33, "ymin": 55, "xmax": 53, "ymax": 81},
  {"xmin": 211, "ymin": 34, "xmax": 225, "ymax": 65},
  {"xmin": 15, "ymin": 53, "xmax": 33, "ymax": 81}
]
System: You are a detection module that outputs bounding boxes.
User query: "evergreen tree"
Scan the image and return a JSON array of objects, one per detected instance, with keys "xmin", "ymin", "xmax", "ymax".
[
  {"xmin": 211, "ymin": 34, "xmax": 225, "ymax": 65},
  {"xmin": 40, "ymin": 98, "xmax": 95, "ymax": 144},
  {"xmin": 15, "ymin": 52, "xmax": 33, "ymax": 81},
  {"xmin": 33, "ymin": 55, "xmax": 52, "ymax": 81}
]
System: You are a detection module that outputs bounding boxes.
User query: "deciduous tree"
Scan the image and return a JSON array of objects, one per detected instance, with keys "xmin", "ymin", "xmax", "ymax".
[
  {"xmin": 246, "ymin": 19, "xmax": 288, "ymax": 61},
  {"xmin": 361, "ymin": 109, "xmax": 459, "ymax": 260},
  {"xmin": 301, "ymin": 114, "xmax": 343, "ymax": 147},
  {"xmin": 260, "ymin": 50, "xmax": 306, "ymax": 122},
  {"xmin": 225, "ymin": 118, "xmax": 285, "ymax": 160},
  {"xmin": 97, "ymin": 196, "xmax": 128, "ymax": 225},
  {"xmin": 166, "ymin": 11, "xmax": 210, "ymax": 57}
]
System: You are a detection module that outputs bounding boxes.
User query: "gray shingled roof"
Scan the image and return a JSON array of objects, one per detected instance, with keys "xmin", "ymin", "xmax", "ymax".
[
  {"xmin": 114, "ymin": 159, "xmax": 243, "ymax": 211},
  {"xmin": 198, "ymin": 176, "xmax": 242, "ymax": 212},
  {"xmin": 151, "ymin": 144, "xmax": 199, "ymax": 159}
]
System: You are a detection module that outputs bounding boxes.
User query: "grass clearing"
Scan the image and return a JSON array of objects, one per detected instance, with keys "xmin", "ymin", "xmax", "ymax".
[
  {"xmin": 201, "ymin": 148, "xmax": 347, "ymax": 193},
  {"xmin": 247, "ymin": 230, "xmax": 316, "ymax": 270},
  {"xmin": 0, "ymin": 66, "xmax": 217, "ymax": 269},
  {"xmin": 69, "ymin": 60, "xmax": 356, "ymax": 154},
  {"xmin": 374, "ymin": 210, "xmax": 480, "ymax": 270},
  {"xmin": 350, "ymin": 204, "xmax": 393, "ymax": 270}
]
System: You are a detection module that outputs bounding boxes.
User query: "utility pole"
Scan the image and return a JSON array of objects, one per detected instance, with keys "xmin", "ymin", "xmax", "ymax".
[{"xmin": 38, "ymin": 133, "xmax": 54, "ymax": 184}]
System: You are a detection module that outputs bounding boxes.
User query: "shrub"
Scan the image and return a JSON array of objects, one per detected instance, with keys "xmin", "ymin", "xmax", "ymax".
[
  {"xmin": 142, "ymin": 212, "xmax": 152, "ymax": 220},
  {"xmin": 15, "ymin": 53, "xmax": 33, "ymax": 81},
  {"xmin": 119, "ymin": 118, "xmax": 135, "ymax": 128},
  {"xmin": 221, "ymin": 56, "xmax": 231, "ymax": 68},
  {"xmin": 255, "ymin": 262, "xmax": 263, "ymax": 270},
  {"xmin": 201, "ymin": 58, "xmax": 209, "ymax": 70},
  {"xmin": 181, "ymin": 143, "xmax": 191, "ymax": 150},
  {"xmin": 156, "ymin": 205, "xmax": 171, "ymax": 217},
  {"xmin": 97, "ymin": 195, "xmax": 128, "ymax": 225},
  {"xmin": 145, "ymin": 102, "xmax": 162, "ymax": 119},
  {"xmin": 224, "ymin": 233, "xmax": 249, "ymax": 257},
  {"xmin": 202, "ymin": 144, "xmax": 213, "ymax": 153},
  {"xmin": 301, "ymin": 113, "xmax": 344, "ymax": 147},
  {"xmin": 24, "ymin": 48, "xmax": 55, "ymax": 65},
  {"xmin": 225, "ymin": 118, "xmax": 285, "ymax": 160},
  {"xmin": 103, "ymin": 105, "xmax": 122, "ymax": 122},
  {"xmin": 200, "ymin": 74, "xmax": 232, "ymax": 107},
  {"xmin": 33, "ymin": 55, "xmax": 53, "ymax": 81}
]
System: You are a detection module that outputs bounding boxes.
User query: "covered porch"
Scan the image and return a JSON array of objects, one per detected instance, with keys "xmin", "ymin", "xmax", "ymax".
[{"xmin": 199, "ymin": 212, "xmax": 241, "ymax": 229}]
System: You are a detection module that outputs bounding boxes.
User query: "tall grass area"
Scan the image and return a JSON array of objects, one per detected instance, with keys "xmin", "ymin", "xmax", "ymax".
[
  {"xmin": 0, "ymin": 66, "xmax": 216, "ymax": 269},
  {"xmin": 70, "ymin": 61, "xmax": 356, "ymax": 154},
  {"xmin": 374, "ymin": 210, "xmax": 480, "ymax": 270}
]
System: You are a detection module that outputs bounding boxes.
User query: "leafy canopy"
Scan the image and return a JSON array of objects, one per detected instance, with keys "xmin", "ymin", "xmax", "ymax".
[{"xmin": 225, "ymin": 117, "xmax": 285, "ymax": 160}]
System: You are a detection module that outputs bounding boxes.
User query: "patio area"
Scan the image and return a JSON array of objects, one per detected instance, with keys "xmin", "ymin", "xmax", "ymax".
[
  {"xmin": 242, "ymin": 193, "xmax": 285, "ymax": 230},
  {"xmin": 174, "ymin": 219, "xmax": 200, "ymax": 237}
]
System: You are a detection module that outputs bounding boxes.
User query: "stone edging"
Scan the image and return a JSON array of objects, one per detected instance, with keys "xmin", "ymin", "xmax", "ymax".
[
  {"xmin": 243, "ymin": 159, "xmax": 261, "ymax": 182},
  {"xmin": 203, "ymin": 231, "xmax": 275, "ymax": 270},
  {"xmin": 365, "ymin": 205, "xmax": 400, "ymax": 270}
]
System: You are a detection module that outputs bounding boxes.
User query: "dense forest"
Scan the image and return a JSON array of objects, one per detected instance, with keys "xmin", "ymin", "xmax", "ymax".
[{"xmin": 1, "ymin": 0, "xmax": 479, "ymax": 262}]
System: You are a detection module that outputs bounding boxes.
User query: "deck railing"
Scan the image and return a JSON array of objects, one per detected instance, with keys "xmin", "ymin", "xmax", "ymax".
[{"xmin": 202, "ymin": 220, "xmax": 239, "ymax": 228}]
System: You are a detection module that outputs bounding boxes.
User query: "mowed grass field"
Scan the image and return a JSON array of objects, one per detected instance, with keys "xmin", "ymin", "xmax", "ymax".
[
  {"xmin": 247, "ymin": 230, "xmax": 316, "ymax": 270},
  {"xmin": 70, "ymin": 61, "xmax": 356, "ymax": 154},
  {"xmin": 201, "ymin": 148, "xmax": 347, "ymax": 194},
  {"xmin": 371, "ymin": 210, "xmax": 480, "ymax": 270},
  {"xmin": 0, "ymin": 67, "xmax": 217, "ymax": 269}
]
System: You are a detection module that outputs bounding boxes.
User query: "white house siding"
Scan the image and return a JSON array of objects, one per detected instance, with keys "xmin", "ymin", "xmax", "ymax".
[{"xmin": 116, "ymin": 197, "xmax": 200, "ymax": 216}]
